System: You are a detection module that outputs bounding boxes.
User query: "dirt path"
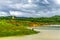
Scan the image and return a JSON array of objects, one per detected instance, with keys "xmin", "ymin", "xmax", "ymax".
[{"xmin": 0, "ymin": 30, "xmax": 60, "ymax": 40}]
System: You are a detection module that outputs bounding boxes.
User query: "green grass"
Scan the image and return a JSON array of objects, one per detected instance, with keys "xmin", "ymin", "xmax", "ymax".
[
  {"xmin": 0, "ymin": 29, "xmax": 38, "ymax": 37},
  {"xmin": 0, "ymin": 20, "xmax": 38, "ymax": 37}
]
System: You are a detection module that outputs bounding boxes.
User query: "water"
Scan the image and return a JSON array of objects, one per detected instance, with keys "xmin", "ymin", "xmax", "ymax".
[
  {"xmin": 37, "ymin": 30, "xmax": 60, "ymax": 40},
  {"xmin": 35, "ymin": 26, "xmax": 60, "ymax": 30},
  {"xmin": 0, "ymin": 26, "xmax": 59, "ymax": 40},
  {"xmin": 33, "ymin": 26, "xmax": 60, "ymax": 40}
]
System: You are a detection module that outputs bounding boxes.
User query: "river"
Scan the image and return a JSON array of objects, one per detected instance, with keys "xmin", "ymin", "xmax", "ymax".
[
  {"xmin": 33, "ymin": 26, "xmax": 60, "ymax": 40},
  {"xmin": 0, "ymin": 26, "xmax": 60, "ymax": 40}
]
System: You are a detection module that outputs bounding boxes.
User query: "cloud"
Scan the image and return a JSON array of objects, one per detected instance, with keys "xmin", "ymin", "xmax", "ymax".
[
  {"xmin": 0, "ymin": 0, "xmax": 60, "ymax": 17},
  {"xmin": 0, "ymin": 12, "xmax": 10, "ymax": 16}
]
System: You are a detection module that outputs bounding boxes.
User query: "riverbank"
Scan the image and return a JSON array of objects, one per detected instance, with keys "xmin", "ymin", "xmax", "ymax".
[
  {"xmin": 0, "ymin": 20, "xmax": 39, "ymax": 37},
  {"xmin": 0, "ymin": 30, "xmax": 60, "ymax": 40}
]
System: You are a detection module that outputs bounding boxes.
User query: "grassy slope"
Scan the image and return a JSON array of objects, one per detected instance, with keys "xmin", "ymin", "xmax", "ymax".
[{"xmin": 0, "ymin": 20, "xmax": 38, "ymax": 37}]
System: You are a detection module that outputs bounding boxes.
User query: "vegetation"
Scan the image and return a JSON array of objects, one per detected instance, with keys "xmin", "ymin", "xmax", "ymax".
[
  {"xmin": 0, "ymin": 20, "xmax": 38, "ymax": 37},
  {"xmin": 0, "ymin": 15, "xmax": 60, "ymax": 25},
  {"xmin": 0, "ymin": 15, "xmax": 60, "ymax": 37}
]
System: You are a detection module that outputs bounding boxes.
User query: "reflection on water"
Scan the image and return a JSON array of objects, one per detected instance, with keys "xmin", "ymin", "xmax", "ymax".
[
  {"xmin": 35, "ymin": 26, "xmax": 60, "ymax": 30},
  {"xmin": 38, "ymin": 30, "xmax": 60, "ymax": 40},
  {"xmin": 34, "ymin": 26, "xmax": 60, "ymax": 40}
]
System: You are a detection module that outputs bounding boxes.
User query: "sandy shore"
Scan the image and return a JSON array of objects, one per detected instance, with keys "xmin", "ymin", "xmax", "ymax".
[{"xmin": 0, "ymin": 30, "xmax": 60, "ymax": 40}]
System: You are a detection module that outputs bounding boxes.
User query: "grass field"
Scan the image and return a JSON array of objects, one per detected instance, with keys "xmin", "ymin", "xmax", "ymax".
[{"xmin": 0, "ymin": 20, "xmax": 38, "ymax": 37}]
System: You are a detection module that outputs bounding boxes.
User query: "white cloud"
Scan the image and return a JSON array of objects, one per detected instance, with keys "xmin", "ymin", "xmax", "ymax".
[
  {"xmin": 44, "ymin": 0, "xmax": 49, "ymax": 4},
  {"xmin": 0, "ymin": 0, "xmax": 60, "ymax": 17},
  {"xmin": 9, "ymin": 3, "xmax": 23, "ymax": 9},
  {"xmin": 8, "ymin": 2, "xmax": 38, "ymax": 10},
  {"xmin": 28, "ymin": 0, "xmax": 32, "ymax": 4},
  {"xmin": 22, "ymin": 4, "xmax": 37, "ymax": 8},
  {"xmin": 0, "ymin": 12, "xmax": 9, "ymax": 16},
  {"xmin": 10, "ymin": 11, "xmax": 23, "ymax": 16}
]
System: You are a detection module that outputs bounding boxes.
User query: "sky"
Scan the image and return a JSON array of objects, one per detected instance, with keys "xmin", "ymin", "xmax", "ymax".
[{"xmin": 0, "ymin": 0, "xmax": 60, "ymax": 17}]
